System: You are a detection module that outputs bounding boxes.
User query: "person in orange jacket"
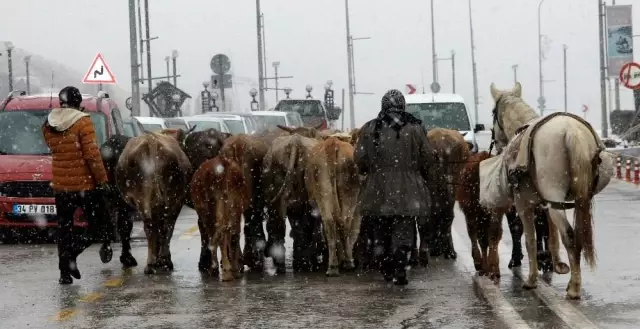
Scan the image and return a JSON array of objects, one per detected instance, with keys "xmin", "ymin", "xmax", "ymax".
[{"xmin": 42, "ymin": 86, "xmax": 115, "ymax": 284}]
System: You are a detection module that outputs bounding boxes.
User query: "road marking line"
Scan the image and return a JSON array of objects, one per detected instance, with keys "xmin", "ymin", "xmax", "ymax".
[
  {"xmin": 179, "ymin": 225, "xmax": 199, "ymax": 240},
  {"xmin": 104, "ymin": 277, "xmax": 124, "ymax": 288},
  {"xmin": 78, "ymin": 292, "xmax": 103, "ymax": 303},
  {"xmin": 52, "ymin": 309, "xmax": 76, "ymax": 321},
  {"xmin": 451, "ymin": 228, "xmax": 532, "ymax": 329}
]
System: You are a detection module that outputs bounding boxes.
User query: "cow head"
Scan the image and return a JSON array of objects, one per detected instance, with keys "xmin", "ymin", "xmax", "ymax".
[
  {"xmin": 183, "ymin": 128, "xmax": 229, "ymax": 170},
  {"xmin": 276, "ymin": 123, "xmax": 323, "ymax": 139},
  {"xmin": 349, "ymin": 128, "xmax": 361, "ymax": 146},
  {"xmin": 158, "ymin": 127, "xmax": 196, "ymax": 145}
]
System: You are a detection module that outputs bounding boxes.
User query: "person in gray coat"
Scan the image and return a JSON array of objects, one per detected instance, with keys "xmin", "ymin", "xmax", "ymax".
[{"xmin": 354, "ymin": 89, "xmax": 434, "ymax": 285}]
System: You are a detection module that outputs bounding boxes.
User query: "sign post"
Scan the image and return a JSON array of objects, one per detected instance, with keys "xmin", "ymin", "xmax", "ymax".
[
  {"xmin": 82, "ymin": 53, "xmax": 117, "ymax": 87},
  {"xmin": 620, "ymin": 62, "xmax": 640, "ymax": 90},
  {"xmin": 210, "ymin": 54, "xmax": 231, "ymax": 111}
]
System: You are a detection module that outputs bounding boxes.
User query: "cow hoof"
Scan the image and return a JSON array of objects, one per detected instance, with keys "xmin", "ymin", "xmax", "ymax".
[
  {"xmin": 418, "ymin": 250, "xmax": 429, "ymax": 267},
  {"xmin": 489, "ymin": 272, "xmax": 501, "ymax": 281},
  {"xmin": 341, "ymin": 260, "xmax": 356, "ymax": 271},
  {"xmin": 429, "ymin": 248, "xmax": 442, "ymax": 257},
  {"xmin": 474, "ymin": 263, "xmax": 483, "ymax": 272},
  {"xmin": 144, "ymin": 265, "xmax": 156, "ymax": 275},
  {"xmin": 120, "ymin": 253, "xmax": 138, "ymax": 268},
  {"xmin": 326, "ymin": 266, "xmax": 340, "ymax": 277},
  {"xmin": 208, "ymin": 266, "xmax": 220, "ymax": 277},
  {"xmin": 508, "ymin": 258, "xmax": 522, "ymax": 269},
  {"xmin": 554, "ymin": 262, "xmax": 570, "ymax": 275},
  {"xmin": 522, "ymin": 281, "xmax": 537, "ymax": 290},
  {"xmin": 198, "ymin": 253, "xmax": 212, "ymax": 272},
  {"xmin": 275, "ymin": 263, "xmax": 286, "ymax": 274},
  {"xmin": 477, "ymin": 269, "xmax": 486, "ymax": 276},
  {"xmin": 221, "ymin": 271, "xmax": 234, "ymax": 282},
  {"xmin": 232, "ymin": 270, "xmax": 243, "ymax": 279},
  {"xmin": 157, "ymin": 259, "xmax": 174, "ymax": 271},
  {"xmin": 444, "ymin": 250, "xmax": 457, "ymax": 260}
]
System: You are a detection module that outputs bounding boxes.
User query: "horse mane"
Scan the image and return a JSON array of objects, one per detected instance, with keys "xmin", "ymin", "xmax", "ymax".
[{"xmin": 497, "ymin": 94, "xmax": 538, "ymax": 139}]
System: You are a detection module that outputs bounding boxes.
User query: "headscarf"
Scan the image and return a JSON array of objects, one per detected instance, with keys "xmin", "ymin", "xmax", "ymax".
[{"xmin": 373, "ymin": 89, "xmax": 422, "ymax": 147}]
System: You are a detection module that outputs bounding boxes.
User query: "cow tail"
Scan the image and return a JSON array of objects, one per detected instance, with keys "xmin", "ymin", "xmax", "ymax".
[
  {"xmin": 270, "ymin": 141, "xmax": 297, "ymax": 204},
  {"xmin": 330, "ymin": 141, "xmax": 342, "ymax": 218}
]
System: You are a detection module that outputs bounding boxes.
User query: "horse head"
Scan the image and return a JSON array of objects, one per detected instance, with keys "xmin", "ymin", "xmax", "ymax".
[{"xmin": 489, "ymin": 82, "xmax": 536, "ymax": 150}]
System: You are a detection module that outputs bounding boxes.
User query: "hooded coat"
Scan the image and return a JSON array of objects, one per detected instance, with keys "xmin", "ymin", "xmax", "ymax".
[
  {"xmin": 42, "ymin": 108, "xmax": 108, "ymax": 192},
  {"xmin": 354, "ymin": 90, "xmax": 435, "ymax": 217}
]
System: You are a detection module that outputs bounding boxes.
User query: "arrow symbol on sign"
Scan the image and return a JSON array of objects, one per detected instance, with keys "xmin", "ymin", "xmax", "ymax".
[
  {"xmin": 406, "ymin": 84, "xmax": 416, "ymax": 94},
  {"xmin": 94, "ymin": 66, "xmax": 104, "ymax": 79}
]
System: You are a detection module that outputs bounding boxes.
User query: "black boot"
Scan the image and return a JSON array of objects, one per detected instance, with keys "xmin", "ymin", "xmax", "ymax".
[
  {"xmin": 393, "ymin": 247, "xmax": 410, "ymax": 286},
  {"xmin": 59, "ymin": 271, "xmax": 73, "ymax": 285},
  {"xmin": 99, "ymin": 242, "xmax": 113, "ymax": 264}
]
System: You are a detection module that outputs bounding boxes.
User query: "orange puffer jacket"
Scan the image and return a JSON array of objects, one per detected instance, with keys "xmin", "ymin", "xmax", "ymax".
[{"xmin": 42, "ymin": 108, "xmax": 108, "ymax": 192}]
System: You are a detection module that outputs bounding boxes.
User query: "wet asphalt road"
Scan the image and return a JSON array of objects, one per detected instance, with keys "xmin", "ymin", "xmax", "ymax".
[{"xmin": 1, "ymin": 179, "xmax": 639, "ymax": 329}]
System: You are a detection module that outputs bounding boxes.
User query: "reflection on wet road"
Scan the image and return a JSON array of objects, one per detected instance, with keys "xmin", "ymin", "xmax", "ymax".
[{"xmin": 1, "ymin": 179, "xmax": 639, "ymax": 328}]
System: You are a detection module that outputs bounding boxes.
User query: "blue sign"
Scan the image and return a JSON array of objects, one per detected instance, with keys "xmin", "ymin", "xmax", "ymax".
[{"xmin": 606, "ymin": 5, "xmax": 634, "ymax": 77}]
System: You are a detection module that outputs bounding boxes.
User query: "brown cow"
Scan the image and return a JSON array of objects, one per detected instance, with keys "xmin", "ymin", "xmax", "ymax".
[
  {"xmin": 263, "ymin": 134, "xmax": 321, "ymax": 273},
  {"xmin": 218, "ymin": 134, "xmax": 269, "ymax": 270},
  {"xmin": 421, "ymin": 128, "xmax": 470, "ymax": 262},
  {"xmin": 276, "ymin": 123, "xmax": 324, "ymax": 139},
  {"xmin": 190, "ymin": 155, "xmax": 250, "ymax": 281},
  {"xmin": 160, "ymin": 128, "xmax": 231, "ymax": 171},
  {"xmin": 305, "ymin": 137, "xmax": 360, "ymax": 276},
  {"xmin": 115, "ymin": 132, "xmax": 193, "ymax": 274}
]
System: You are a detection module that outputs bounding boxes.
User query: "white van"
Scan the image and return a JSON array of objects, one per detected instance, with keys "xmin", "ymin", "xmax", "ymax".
[
  {"xmin": 250, "ymin": 111, "xmax": 305, "ymax": 130},
  {"xmin": 404, "ymin": 93, "xmax": 485, "ymax": 152},
  {"xmin": 180, "ymin": 116, "xmax": 231, "ymax": 134}
]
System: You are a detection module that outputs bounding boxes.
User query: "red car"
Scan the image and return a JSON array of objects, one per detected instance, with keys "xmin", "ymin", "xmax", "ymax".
[{"xmin": 0, "ymin": 91, "xmax": 125, "ymax": 240}]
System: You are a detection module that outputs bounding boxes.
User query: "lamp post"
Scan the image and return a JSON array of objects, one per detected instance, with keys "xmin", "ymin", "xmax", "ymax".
[
  {"xmin": 201, "ymin": 81, "xmax": 212, "ymax": 113},
  {"xmin": 171, "ymin": 50, "xmax": 178, "ymax": 87},
  {"xmin": 324, "ymin": 80, "xmax": 334, "ymax": 111},
  {"xmin": 211, "ymin": 91, "xmax": 219, "ymax": 112},
  {"xmin": 306, "ymin": 85, "xmax": 313, "ymax": 99},
  {"xmin": 250, "ymin": 88, "xmax": 259, "ymax": 111},
  {"xmin": 23, "ymin": 55, "xmax": 31, "ymax": 95},
  {"xmin": 284, "ymin": 87, "xmax": 292, "ymax": 99},
  {"xmin": 468, "ymin": 0, "xmax": 479, "ymax": 123},
  {"xmin": 563, "ymin": 44, "xmax": 568, "ymax": 113},
  {"xmin": 436, "ymin": 50, "xmax": 456, "ymax": 93},
  {"xmin": 164, "ymin": 56, "xmax": 170, "ymax": 82},
  {"xmin": 537, "ymin": 0, "xmax": 546, "ymax": 115},
  {"xmin": 512, "ymin": 64, "xmax": 518, "ymax": 84},
  {"xmin": 255, "ymin": 0, "xmax": 266, "ymax": 110},
  {"xmin": 273, "ymin": 61, "xmax": 280, "ymax": 102},
  {"xmin": 5, "ymin": 41, "xmax": 14, "ymax": 92}
]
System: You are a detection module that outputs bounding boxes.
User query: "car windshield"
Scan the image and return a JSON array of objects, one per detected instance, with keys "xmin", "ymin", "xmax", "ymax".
[
  {"xmin": 123, "ymin": 122, "xmax": 136, "ymax": 137},
  {"xmin": 0, "ymin": 110, "xmax": 107, "ymax": 155},
  {"xmin": 187, "ymin": 121, "xmax": 222, "ymax": 132},
  {"xmin": 223, "ymin": 120, "xmax": 246, "ymax": 134},
  {"xmin": 286, "ymin": 112, "xmax": 305, "ymax": 127},
  {"xmin": 274, "ymin": 100, "xmax": 324, "ymax": 117},
  {"xmin": 165, "ymin": 120, "xmax": 189, "ymax": 131},
  {"xmin": 252, "ymin": 115, "xmax": 286, "ymax": 129},
  {"xmin": 406, "ymin": 102, "xmax": 471, "ymax": 131},
  {"xmin": 141, "ymin": 123, "xmax": 164, "ymax": 132}
]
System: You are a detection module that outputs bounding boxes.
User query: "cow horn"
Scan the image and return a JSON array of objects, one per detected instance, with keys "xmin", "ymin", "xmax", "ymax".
[
  {"xmin": 277, "ymin": 125, "xmax": 293, "ymax": 133},
  {"xmin": 186, "ymin": 125, "xmax": 197, "ymax": 134},
  {"xmin": 313, "ymin": 123, "xmax": 324, "ymax": 130}
]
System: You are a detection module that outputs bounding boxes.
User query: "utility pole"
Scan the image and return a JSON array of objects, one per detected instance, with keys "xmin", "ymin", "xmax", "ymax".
[
  {"xmin": 350, "ymin": 36, "xmax": 373, "ymax": 96},
  {"xmin": 563, "ymin": 45, "xmax": 568, "ymax": 113},
  {"xmin": 273, "ymin": 62, "xmax": 280, "ymax": 102},
  {"xmin": 512, "ymin": 64, "xmax": 518, "ymax": 84},
  {"xmin": 341, "ymin": 88, "xmax": 345, "ymax": 131},
  {"xmin": 164, "ymin": 56, "xmax": 170, "ymax": 82},
  {"xmin": 537, "ymin": 0, "xmax": 546, "ymax": 115},
  {"xmin": 24, "ymin": 55, "xmax": 31, "ymax": 95},
  {"xmin": 128, "ymin": 0, "xmax": 141, "ymax": 116},
  {"xmin": 430, "ymin": 0, "xmax": 437, "ymax": 84},
  {"xmin": 264, "ymin": 61, "xmax": 293, "ymax": 102},
  {"xmin": 172, "ymin": 50, "xmax": 178, "ymax": 87},
  {"xmin": 261, "ymin": 14, "xmax": 268, "ymax": 92},
  {"xmin": 598, "ymin": 0, "xmax": 609, "ymax": 137},
  {"xmin": 4, "ymin": 42, "xmax": 14, "ymax": 92},
  {"xmin": 256, "ymin": 0, "xmax": 266, "ymax": 111},
  {"xmin": 468, "ymin": 0, "xmax": 479, "ymax": 123},
  {"xmin": 612, "ymin": 0, "xmax": 621, "ymax": 114},
  {"xmin": 143, "ymin": 0, "xmax": 152, "ymax": 95},
  {"xmin": 436, "ymin": 50, "xmax": 456, "ymax": 93},
  {"xmin": 345, "ymin": 0, "xmax": 356, "ymax": 129}
]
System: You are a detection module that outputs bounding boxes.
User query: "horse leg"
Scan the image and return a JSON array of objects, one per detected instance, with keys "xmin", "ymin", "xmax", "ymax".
[
  {"xmin": 118, "ymin": 206, "xmax": 137, "ymax": 268},
  {"xmin": 547, "ymin": 208, "xmax": 581, "ymax": 298},
  {"xmin": 487, "ymin": 213, "xmax": 504, "ymax": 281},
  {"xmin": 464, "ymin": 214, "xmax": 482, "ymax": 272},
  {"xmin": 535, "ymin": 207, "xmax": 553, "ymax": 273},
  {"xmin": 505, "ymin": 206, "xmax": 523, "ymax": 268},
  {"xmin": 546, "ymin": 210, "xmax": 569, "ymax": 274},
  {"xmin": 514, "ymin": 195, "xmax": 539, "ymax": 289}
]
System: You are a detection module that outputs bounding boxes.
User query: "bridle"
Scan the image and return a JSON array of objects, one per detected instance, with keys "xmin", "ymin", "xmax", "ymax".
[{"xmin": 489, "ymin": 96, "xmax": 505, "ymax": 155}]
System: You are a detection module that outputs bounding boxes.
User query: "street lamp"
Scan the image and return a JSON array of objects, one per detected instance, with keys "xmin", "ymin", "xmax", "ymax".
[
  {"xmin": 201, "ymin": 81, "xmax": 212, "ymax": 113},
  {"xmin": 284, "ymin": 87, "xmax": 292, "ymax": 99},
  {"xmin": 164, "ymin": 56, "xmax": 171, "ymax": 82},
  {"xmin": 211, "ymin": 91, "xmax": 219, "ymax": 111},
  {"xmin": 23, "ymin": 55, "xmax": 31, "ymax": 95},
  {"xmin": 306, "ymin": 84, "xmax": 313, "ymax": 99},
  {"xmin": 250, "ymin": 88, "xmax": 259, "ymax": 111},
  {"xmin": 171, "ymin": 50, "xmax": 179, "ymax": 87},
  {"xmin": 537, "ymin": 0, "xmax": 546, "ymax": 115},
  {"xmin": 324, "ymin": 80, "xmax": 334, "ymax": 112},
  {"xmin": 5, "ymin": 41, "xmax": 14, "ymax": 92}
]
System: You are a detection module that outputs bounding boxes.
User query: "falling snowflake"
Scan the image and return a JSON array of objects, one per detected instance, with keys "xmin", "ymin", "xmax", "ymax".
[{"xmin": 215, "ymin": 164, "xmax": 225, "ymax": 174}]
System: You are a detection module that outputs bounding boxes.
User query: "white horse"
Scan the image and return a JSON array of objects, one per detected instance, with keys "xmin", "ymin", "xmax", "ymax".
[{"xmin": 486, "ymin": 82, "xmax": 613, "ymax": 299}]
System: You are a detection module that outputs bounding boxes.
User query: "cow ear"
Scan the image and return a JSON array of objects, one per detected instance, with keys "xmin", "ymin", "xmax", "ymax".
[{"xmin": 277, "ymin": 125, "xmax": 293, "ymax": 133}]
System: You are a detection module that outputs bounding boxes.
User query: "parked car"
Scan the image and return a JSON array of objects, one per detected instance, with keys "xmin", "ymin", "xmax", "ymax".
[
  {"xmin": 135, "ymin": 116, "xmax": 167, "ymax": 132},
  {"xmin": 0, "ymin": 91, "xmax": 125, "ymax": 240},
  {"xmin": 273, "ymin": 99, "xmax": 331, "ymax": 129},
  {"xmin": 250, "ymin": 111, "xmax": 304, "ymax": 131},
  {"xmin": 164, "ymin": 117, "xmax": 190, "ymax": 131},
  {"xmin": 193, "ymin": 113, "xmax": 254, "ymax": 134},
  {"xmin": 122, "ymin": 116, "xmax": 146, "ymax": 137},
  {"xmin": 180, "ymin": 116, "xmax": 231, "ymax": 134}
]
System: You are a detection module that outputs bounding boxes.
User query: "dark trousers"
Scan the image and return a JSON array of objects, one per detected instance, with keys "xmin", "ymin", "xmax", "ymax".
[
  {"xmin": 373, "ymin": 216, "xmax": 416, "ymax": 274},
  {"xmin": 55, "ymin": 190, "xmax": 114, "ymax": 271}
]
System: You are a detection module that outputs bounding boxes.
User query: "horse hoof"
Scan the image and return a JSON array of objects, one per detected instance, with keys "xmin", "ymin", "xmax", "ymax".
[
  {"xmin": 342, "ymin": 260, "xmax": 356, "ymax": 271},
  {"xmin": 565, "ymin": 288, "xmax": 581, "ymax": 300},
  {"xmin": 326, "ymin": 268, "xmax": 340, "ymax": 277},
  {"xmin": 444, "ymin": 250, "xmax": 457, "ymax": 260},
  {"xmin": 120, "ymin": 254, "xmax": 138, "ymax": 268},
  {"xmin": 144, "ymin": 265, "xmax": 156, "ymax": 275},
  {"xmin": 508, "ymin": 258, "xmax": 522, "ymax": 269},
  {"xmin": 522, "ymin": 281, "xmax": 537, "ymax": 290},
  {"xmin": 554, "ymin": 262, "xmax": 570, "ymax": 275}
]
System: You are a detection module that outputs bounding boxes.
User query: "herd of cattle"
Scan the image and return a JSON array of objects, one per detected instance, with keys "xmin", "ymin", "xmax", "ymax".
[{"xmin": 99, "ymin": 123, "xmax": 552, "ymax": 282}]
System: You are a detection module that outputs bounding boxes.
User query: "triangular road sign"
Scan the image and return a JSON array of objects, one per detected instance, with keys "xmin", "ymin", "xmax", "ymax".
[{"xmin": 82, "ymin": 53, "xmax": 116, "ymax": 84}]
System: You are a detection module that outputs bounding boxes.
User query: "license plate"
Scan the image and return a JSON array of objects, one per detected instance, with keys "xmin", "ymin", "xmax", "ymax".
[{"xmin": 13, "ymin": 204, "xmax": 57, "ymax": 215}]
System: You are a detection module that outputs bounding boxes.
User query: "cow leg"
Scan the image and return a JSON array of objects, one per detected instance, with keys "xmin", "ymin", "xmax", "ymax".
[
  {"xmin": 243, "ymin": 204, "xmax": 265, "ymax": 271},
  {"xmin": 118, "ymin": 206, "xmax": 137, "ymax": 268},
  {"xmin": 266, "ymin": 206, "xmax": 286, "ymax": 274},
  {"xmin": 198, "ymin": 215, "xmax": 212, "ymax": 272},
  {"xmin": 289, "ymin": 205, "xmax": 312, "ymax": 272},
  {"xmin": 231, "ymin": 233, "xmax": 243, "ymax": 278},
  {"xmin": 322, "ymin": 212, "xmax": 339, "ymax": 277},
  {"xmin": 465, "ymin": 215, "xmax": 483, "ymax": 272},
  {"xmin": 342, "ymin": 212, "xmax": 360, "ymax": 272},
  {"xmin": 486, "ymin": 215, "xmax": 504, "ymax": 281},
  {"xmin": 143, "ymin": 220, "xmax": 158, "ymax": 275},
  {"xmin": 157, "ymin": 209, "xmax": 179, "ymax": 271},
  {"xmin": 505, "ymin": 206, "xmax": 524, "ymax": 268}
]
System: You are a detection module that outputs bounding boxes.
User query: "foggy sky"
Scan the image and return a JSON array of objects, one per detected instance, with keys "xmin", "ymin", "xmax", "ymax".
[{"xmin": 1, "ymin": 0, "xmax": 639, "ymax": 128}]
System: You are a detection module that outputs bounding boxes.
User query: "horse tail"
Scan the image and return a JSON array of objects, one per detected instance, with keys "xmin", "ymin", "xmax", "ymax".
[{"xmin": 565, "ymin": 127, "xmax": 597, "ymax": 269}]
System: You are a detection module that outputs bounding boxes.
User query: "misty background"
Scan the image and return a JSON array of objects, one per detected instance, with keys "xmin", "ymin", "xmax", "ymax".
[{"xmin": 1, "ymin": 0, "xmax": 639, "ymax": 128}]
